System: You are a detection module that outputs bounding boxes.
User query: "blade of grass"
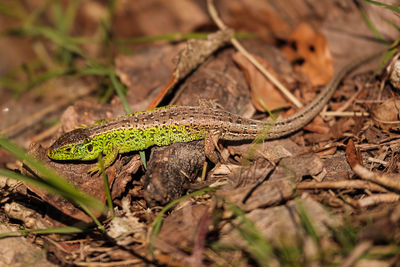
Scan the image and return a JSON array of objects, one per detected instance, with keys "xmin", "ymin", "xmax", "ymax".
[
  {"xmin": 382, "ymin": 17, "xmax": 400, "ymax": 32},
  {"xmin": 0, "ymin": 169, "xmax": 104, "ymax": 228},
  {"xmin": 228, "ymin": 203, "xmax": 272, "ymax": 267},
  {"xmin": 0, "ymin": 169, "xmax": 81, "ymax": 198},
  {"xmin": 373, "ymin": 47, "xmax": 396, "ymax": 76},
  {"xmin": 149, "ymin": 187, "xmax": 216, "ymax": 255},
  {"xmin": 23, "ymin": 0, "xmax": 52, "ymax": 28},
  {"xmin": 0, "ymin": 226, "xmax": 88, "ymax": 239},
  {"xmin": 0, "ymin": 2, "xmax": 26, "ymax": 19},
  {"xmin": 109, "ymin": 71, "xmax": 131, "ymax": 113},
  {"xmin": 98, "ymin": 155, "xmax": 114, "ymax": 219},
  {"xmin": 359, "ymin": 7, "xmax": 387, "ymax": 43},
  {"xmin": 78, "ymin": 202, "xmax": 105, "ymax": 232},
  {"xmin": 327, "ymin": 222, "xmax": 358, "ymax": 254},
  {"xmin": 362, "ymin": 0, "xmax": 400, "ymax": 13},
  {"xmin": 242, "ymin": 97, "xmax": 276, "ymax": 162},
  {"xmin": 78, "ymin": 65, "xmax": 112, "ymax": 76},
  {"xmin": 5, "ymin": 24, "xmax": 87, "ymax": 59},
  {"xmin": 109, "ymin": 71, "xmax": 148, "ymax": 168},
  {"xmin": 26, "ymin": 68, "xmax": 72, "ymax": 89},
  {"xmin": 295, "ymin": 200, "xmax": 319, "ymax": 245},
  {"xmin": 115, "ymin": 32, "xmax": 255, "ymax": 44},
  {"xmin": 0, "ymin": 137, "xmax": 105, "ymax": 212},
  {"xmin": 54, "ymin": 0, "xmax": 79, "ymax": 35}
]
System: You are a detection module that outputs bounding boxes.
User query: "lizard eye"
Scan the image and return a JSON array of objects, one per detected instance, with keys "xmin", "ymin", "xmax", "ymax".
[
  {"xmin": 65, "ymin": 147, "xmax": 72, "ymax": 153},
  {"xmin": 87, "ymin": 144, "xmax": 93, "ymax": 152}
]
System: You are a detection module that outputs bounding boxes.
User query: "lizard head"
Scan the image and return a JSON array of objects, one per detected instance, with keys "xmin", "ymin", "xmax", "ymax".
[{"xmin": 47, "ymin": 128, "xmax": 100, "ymax": 161}]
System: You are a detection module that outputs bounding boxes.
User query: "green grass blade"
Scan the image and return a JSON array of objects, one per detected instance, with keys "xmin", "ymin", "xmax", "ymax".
[
  {"xmin": 109, "ymin": 71, "xmax": 131, "ymax": 113},
  {"xmin": 23, "ymin": 0, "xmax": 52, "ymax": 28},
  {"xmin": 0, "ymin": 137, "xmax": 105, "ymax": 212},
  {"xmin": 78, "ymin": 66, "xmax": 112, "ymax": 76},
  {"xmin": 295, "ymin": 200, "xmax": 319, "ymax": 244},
  {"xmin": 98, "ymin": 155, "xmax": 114, "ymax": 219},
  {"xmin": 0, "ymin": 2, "xmax": 26, "ymax": 19},
  {"xmin": 26, "ymin": 68, "xmax": 72, "ymax": 89},
  {"xmin": 228, "ymin": 203, "xmax": 272, "ymax": 267},
  {"xmin": 109, "ymin": 71, "xmax": 149, "ymax": 168},
  {"xmin": 63, "ymin": 0, "xmax": 79, "ymax": 34},
  {"xmin": 359, "ymin": 7, "xmax": 387, "ymax": 43},
  {"xmin": 77, "ymin": 202, "xmax": 105, "ymax": 232},
  {"xmin": 0, "ymin": 169, "xmax": 105, "ymax": 228},
  {"xmin": 362, "ymin": 0, "xmax": 400, "ymax": 13},
  {"xmin": 7, "ymin": 25, "xmax": 84, "ymax": 56},
  {"xmin": 0, "ymin": 226, "xmax": 88, "ymax": 238},
  {"xmin": 115, "ymin": 32, "xmax": 255, "ymax": 44},
  {"xmin": 149, "ymin": 187, "xmax": 216, "ymax": 255},
  {"xmin": 0, "ymin": 169, "xmax": 77, "ymax": 197}
]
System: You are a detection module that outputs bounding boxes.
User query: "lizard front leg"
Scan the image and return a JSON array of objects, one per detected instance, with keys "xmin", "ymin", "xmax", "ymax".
[
  {"xmin": 88, "ymin": 146, "xmax": 119, "ymax": 175},
  {"xmin": 204, "ymin": 130, "xmax": 222, "ymax": 164}
]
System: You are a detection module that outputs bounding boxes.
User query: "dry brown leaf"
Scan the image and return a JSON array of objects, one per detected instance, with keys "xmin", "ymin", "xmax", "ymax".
[
  {"xmin": 233, "ymin": 52, "xmax": 290, "ymax": 111},
  {"xmin": 303, "ymin": 115, "xmax": 330, "ymax": 134},
  {"xmin": 115, "ymin": 45, "xmax": 183, "ymax": 105},
  {"xmin": 353, "ymin": 164, "xmax": 400, "ymax": 192},
  {"xmin": 283, "ymin": 108, "xmax": 330, "ymax": 135},
  {"xmin": 370, "ymin": 97, "xmax": 400, "ymax": 131},
  {"xmin": 346, "ymin": 139, "xmax": 363, "ymax": 169},
  {"xmin": 113, "ymin": 0, "xmax": 208, "ymax": 36},
  {"xmin": 281, "ymin": 22, "xmax": 333, "ymax": 86},
  {"xmin": 217, "ymin": 0, "xmax": 291, "ymax": 41},
  {"xmin": 147, "ymin": 29, "xmax": 233, "ymax": 108}
]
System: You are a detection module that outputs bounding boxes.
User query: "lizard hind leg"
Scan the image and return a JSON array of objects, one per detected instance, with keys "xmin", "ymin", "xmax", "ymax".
[{"xmin": 198, "ymin": 99, "xmax": 224, "ymax": 109}]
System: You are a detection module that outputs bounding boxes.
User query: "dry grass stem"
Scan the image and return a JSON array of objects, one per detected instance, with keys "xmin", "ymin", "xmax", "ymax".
[{"xmin": 206, "ymin": 0, "xmax": 302, "ymax": 108}]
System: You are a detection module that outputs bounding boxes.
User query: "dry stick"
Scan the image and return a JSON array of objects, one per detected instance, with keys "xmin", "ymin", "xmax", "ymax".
[
  {"xmin": 320, "ymin": 111, "xmax": 369, "ymax": 117},
  {"xmin": 341, "ymin": 240, "xmax": 373, "ymax": 267},
  {"xmin": 359, "ymin": 193, "xmax": 400, "ymax": 208},
  {"xmin": 206, "ymin": 0, "xmax": 303, "ymax": 108},
  {"xmin": 74, "ymin": 258, "xmax": 142, "ymax": 266},
  {"xmin": 353, "ymin": 164, "xmax": 400, "ymax": 191},
  {"xmin": 336, "ymin": 81, "xmax": 364, "ymax": 112},
  {"xmin": 298, "ymin": 180, "xmax": 387, "ymax": 193}
]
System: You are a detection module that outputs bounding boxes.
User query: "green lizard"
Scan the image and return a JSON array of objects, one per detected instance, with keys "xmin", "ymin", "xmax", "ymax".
[{"xmin": 47, "ymin": 51, "xmax": 381, "ymax": 173}]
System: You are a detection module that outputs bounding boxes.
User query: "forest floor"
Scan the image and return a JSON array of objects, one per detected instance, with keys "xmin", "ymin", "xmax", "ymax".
[{"xmin": 0, "ymin": 0, "xmax": 399, "ymax": 266}]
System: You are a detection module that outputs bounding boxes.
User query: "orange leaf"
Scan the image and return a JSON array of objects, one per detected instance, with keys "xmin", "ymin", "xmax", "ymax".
[
  {"xmin": 345, "ymin": 139, "xmax": 363, "ymax": 169},
  {"xmin": 281, "ymin": 22, "xmax": 333, "ymax": 86},
  {"xmin": 233, "ymin": 52, "xmax": 290, "ymax": 112}
]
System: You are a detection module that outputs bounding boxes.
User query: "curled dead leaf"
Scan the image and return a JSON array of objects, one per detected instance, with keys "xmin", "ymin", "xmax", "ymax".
[
  {"xmin": 281, "ymin": 22, "xmax": 333, "ymax": 86},
  {"xmin": 345, "ymin": 139, "xmax": 363, "ymax": 169},
  {"xmin": 233, "ymin": 52, "xmax": 290, "ymax": 111},
  {"xmin": 370, "ymin": 98, "xmax": 400, "ymax": 131}
]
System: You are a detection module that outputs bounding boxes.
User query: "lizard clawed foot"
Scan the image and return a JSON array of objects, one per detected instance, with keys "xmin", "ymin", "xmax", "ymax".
[
  {"xmin": 204, "ymin": 131, "xmax": 224, "ymax": 164},
  {"xmin": 88, "ymin": 164, "xmax": 101, "ymax": 175},
  {"xmin": 88, "ymin": 147, "xmax": 119, "ymax": 175}
]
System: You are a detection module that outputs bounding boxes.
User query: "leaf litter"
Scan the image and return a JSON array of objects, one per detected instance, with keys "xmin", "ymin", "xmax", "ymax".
[{"xmin": 0, "ymin": 0, "xmax": 399, "ymax": 266}]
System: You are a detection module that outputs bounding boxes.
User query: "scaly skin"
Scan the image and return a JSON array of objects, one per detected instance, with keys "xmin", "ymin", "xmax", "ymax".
[{"xmin": 47, "ymin": 51, "xmax": 381, "ymax": 173}]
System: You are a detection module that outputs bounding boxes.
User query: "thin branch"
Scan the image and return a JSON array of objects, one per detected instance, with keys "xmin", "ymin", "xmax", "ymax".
[{"xmin": 206, "ymin": 0, "xmax": 303, "ymax": 108}]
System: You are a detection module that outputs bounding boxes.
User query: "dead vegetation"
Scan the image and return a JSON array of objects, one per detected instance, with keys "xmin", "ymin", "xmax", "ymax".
[{"xmin": 0, "ymin": 0, "xmax": 400, "ymax": 266}]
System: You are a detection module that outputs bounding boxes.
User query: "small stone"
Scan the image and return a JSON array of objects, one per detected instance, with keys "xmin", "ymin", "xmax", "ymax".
[{"xmin": 389, "ymin": 60, "xmax": 400, "ymax": 89}]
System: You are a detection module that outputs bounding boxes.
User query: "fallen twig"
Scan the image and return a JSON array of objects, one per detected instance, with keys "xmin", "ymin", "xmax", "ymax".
[
  {"xmin": 353, "ymin": 164, "xmax": 400, "ymax": 192},
  {"xmin": 358, "ymin": 193, "xmax": 400, "ymax": 208},
  {"xmin": 298, "ymin": 179, "xmax": 387, "ymax": 193},
  {"xmin": 206, "ymin": 0, "xmax": 302, "ymax": 108}
]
